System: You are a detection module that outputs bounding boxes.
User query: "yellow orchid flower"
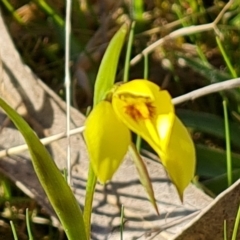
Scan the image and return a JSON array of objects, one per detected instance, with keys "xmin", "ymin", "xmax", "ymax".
[
  {"xmin": 84, "ymin": 79, "xmax": 195, "ymax": 199},
  {"xmin": 112, "ymin": 80, "xmax": 195, "ymax": 199}
]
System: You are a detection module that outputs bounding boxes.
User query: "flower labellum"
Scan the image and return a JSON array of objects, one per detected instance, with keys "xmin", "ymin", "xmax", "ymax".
[{"xmin": 112, "ymin": 80, "xmax": 175, "ymax": 157}]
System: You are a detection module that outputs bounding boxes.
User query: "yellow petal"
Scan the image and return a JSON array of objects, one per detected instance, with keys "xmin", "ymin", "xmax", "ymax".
[
  {"xmin": 112, "ymin": 79, "xmax": 174, "ymax": 156},
  {"xmin": 83, "ymin": 101, "xmax": 131, "ymax": 183},
  {"xmin": 160, "ymin": 116, "xmax": 196, "ymax": 200}
]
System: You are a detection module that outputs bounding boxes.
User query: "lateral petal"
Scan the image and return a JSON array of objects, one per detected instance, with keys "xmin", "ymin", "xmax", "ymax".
[{"xmin": 83, "ymin": 101, "xmax": 131, "ymax": 183}]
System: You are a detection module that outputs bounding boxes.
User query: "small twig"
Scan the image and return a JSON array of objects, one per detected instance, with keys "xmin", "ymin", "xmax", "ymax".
[
  {"xmin": 130, "ymin": 0, "xmax": 234, "ymax": 66},
  {"xmin": 0, "ymin": 126, "xmax": 85, "ymax": 158},
  {"xmin": 65, "ymin": 0, "xmax": 72, "ymax": 184},
  {"xmin": 213, "ymin": 0, "xmax": 234, "ymax": 25},
  {"xmin": 130, "ymin": 23, "xmax": 213, "ymax": 66},
  {"xmin": 172, "ymin": 78, "xmax": 240, "ymax": 105}
]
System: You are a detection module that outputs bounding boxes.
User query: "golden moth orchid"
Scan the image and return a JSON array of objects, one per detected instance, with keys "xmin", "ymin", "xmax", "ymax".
[{"xmin": 84, "ymin": 79, "xmax": 195, "ymax": 199}]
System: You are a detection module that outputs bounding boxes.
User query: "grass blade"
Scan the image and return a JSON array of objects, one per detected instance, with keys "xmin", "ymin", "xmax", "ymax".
[
  {"xmin": 26, "ymin": 209, "xmax": 33, "ymax": 240},
  {"xmin": 231, "ymin": 205, "xmax": 240, "ymax": 240},
  {"xmin": 223, "ymin": 100, "xmax": 232, "ymax": 186},
  {"xmin": 224, "ymin": 219, "xmax": 228, "ymax": 240},
  {"xmin": 216, "ymin": 36, "xmax": 237, "ymax": 78},
  {"xmin": 123, "ymin": 21, "xmax": 135, "ymax": 83},
  {"xmin": 10, "ymin": 221, "xmax": 18, "ymax": 240}
]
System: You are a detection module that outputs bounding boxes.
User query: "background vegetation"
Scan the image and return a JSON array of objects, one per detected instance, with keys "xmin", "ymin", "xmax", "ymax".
[{"xmin": 1, "ymin": 0, "xmax": 240, "ymax": 239}]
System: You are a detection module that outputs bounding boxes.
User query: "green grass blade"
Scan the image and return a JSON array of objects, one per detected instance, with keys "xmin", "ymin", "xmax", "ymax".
[
  {"xmin": 132, "ymin": 0, "xmax": 144, "ymax": 21},
  {"xmin": 26, "ymin": 209, "xmax": 33, "ymax": 240},
  {"xmin": 93, "ymin": 24, "xmax": 128, "ymax": 105},
  {"xmin": 135, "ymin": 53, "xmax": 149, "ymax": 151},
  {"xmin": 216, "ymin": 36, "xmax": 237, "ymax": 78},
  {"xmin": 34, "ymin": 0, "xmax": 64, "ymax": 26},
  {"xmin": 34, "ymin": 0, "xmax": 82, "ymax": 57},
  {"xmin": 123, "ymin": 21, "xmax": 135, "ymax": 83},
  {"xmin": 223, "ymin": 100, "xmax": 232, "ymax": 186},
  {"xmin": 10, "ymin": 221, "xmax": 18, "ymax": 240},
  {"xmin": 144, "ymin": 54, "xmax": 149, "ymax": 79},
  {"xmin": 129, "ymin": 142, "xmax": 159, "ymax": 215},
  {"xmin": 0, "ymin": 98, "xmax": 87, "ymax": 240},
  {"xmin": 1, "ymin": 0, "xmax": 24, "ymax": 24},
  {"xmin": 231, "ymin": 205, "xmax": 240, "ymax": 240},
  {"xmin": 224, "ymin": 219, "xmax": 228, "ymax": 240},
  {"xmin": 196, "ymin": 44, "xmax": 209, "ymax": 66},
  {"xmin": 136, "ymin": 135, "xmax": 142, "ymax": 152}
]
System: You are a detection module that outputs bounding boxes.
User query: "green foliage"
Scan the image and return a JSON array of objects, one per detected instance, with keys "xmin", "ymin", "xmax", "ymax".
[
  {"xmin": 2, "ymin": 0, "xmax": 240, "ymax": 238},
  {"xmin": 0, "ymin": 98, "xmax": 87, "ymax": 240}
]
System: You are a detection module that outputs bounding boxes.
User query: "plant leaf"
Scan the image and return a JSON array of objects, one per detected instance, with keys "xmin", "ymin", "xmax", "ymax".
[
  {"xmin": 0, "ymin": 98, "xmax": 87, "ymax": 240},
  {"xmin": 93, "ymin": 24, "xmax": 128, "ymax": 105},
  {"xmin": 177, "ymin": 109, "xmax": 240, "ymax": 149},
  {"xmin": 202, "ymin": 169, "xmax": 240, "ymax": 195},
  {"xmin": 196, "ymin": 144, "xmax": 240, "ymax": 178}
]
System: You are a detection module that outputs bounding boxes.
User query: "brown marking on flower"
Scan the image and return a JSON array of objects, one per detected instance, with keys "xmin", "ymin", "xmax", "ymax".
[{"xmin": 120, "ymin": 94, "xmax": 156, "ymax": 121}]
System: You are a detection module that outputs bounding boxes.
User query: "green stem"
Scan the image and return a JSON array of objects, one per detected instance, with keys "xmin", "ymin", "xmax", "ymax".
[
  {"xmin": 216, "ymin": 36, "xmax": 237, "ymax": 78},
  {"xmin": 136, "ymin": 135, "xmax": 141, "ymax": 152},
  {"xmin": 223, "ymin": 220, "xmax": 227, "ymax": 240},
  {"xmin": 34, "ymin": 0, "xmax": 64, "ymax": 27},
  {"xmin": 26, "ymin": 209, "xmax": 33, "ymax": 240},
  {"xmin": 223, "ymin": 100, "xmax": 232, "ymax": 186},
  {"xmin": 10, "ymin": 221, "xmax": 18, "ymax": 240},
  {"xmin": 83, "ymin": 163, "xmax": 97, "ymax": 239},
  {"xmin": 231, "ymin": 205, "xmax": 240, "ymax": 240},
  {"xmin": 1, "ymin": 0, "xmax": 24, "ymax": 24},
  {"xmin": 144, "ymin": 54, "xmax": 148, "ymax": 79},
  {"xmin": 123, "ymin": 21, "xmax": 135, "ymax": 83}
]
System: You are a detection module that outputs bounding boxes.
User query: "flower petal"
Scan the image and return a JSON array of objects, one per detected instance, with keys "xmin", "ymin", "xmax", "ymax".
[
  {"xmin": 83, "ymin": 101, "xmax": 131, "ymax": 183},
  {"xmin": 161, "ymin": 116, "xmax": 196, "ymax": 200},
  {"xmin": 112, "ymin": 80, "xmax": 174, "ymax": 156}
]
